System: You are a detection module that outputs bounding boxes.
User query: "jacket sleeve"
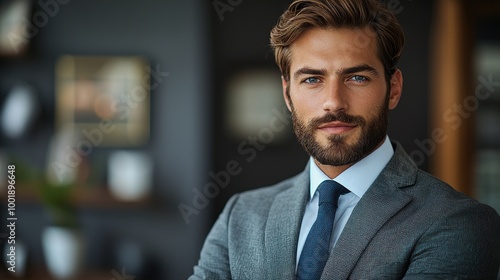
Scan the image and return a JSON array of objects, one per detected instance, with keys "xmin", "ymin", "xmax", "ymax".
[
  {"xmin": 403, "ymin": 202, "xmax": 500, "ymax": 280},
  {"xmin": 189, "ymin": 194, "xmax": 240, "ymax": 280}
]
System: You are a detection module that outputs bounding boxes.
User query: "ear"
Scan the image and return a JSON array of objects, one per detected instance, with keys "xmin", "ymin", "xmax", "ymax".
[
  {"xmin": 388, "ymin": 68, "xmax": 403, "ymax": 110},
  {"xmin": 282, "ymin": 76, "xmax": 292, "ymax": 112}
]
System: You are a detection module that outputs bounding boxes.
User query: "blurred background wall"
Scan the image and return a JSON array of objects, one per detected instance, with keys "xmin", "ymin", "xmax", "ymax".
[
  {"xmin": 0, "ymin": 0, "xmax": 498, "ymax": 279},
  {"xmin": 0, "ymin": 0, "xmax": 212, "ymax": 279}
]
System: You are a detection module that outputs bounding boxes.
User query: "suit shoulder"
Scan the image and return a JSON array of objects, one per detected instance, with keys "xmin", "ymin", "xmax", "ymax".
[
  {"xmin": 234, "ymin": 173, "xmax": 303, "ymax": 207},
  {"xmin": 413, "ymin": 169, "xmax": 499, "ymax": 221}
]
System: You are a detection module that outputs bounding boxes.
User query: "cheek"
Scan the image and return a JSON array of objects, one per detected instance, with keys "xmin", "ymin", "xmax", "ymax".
[
  {"xmin": 353, "ymin": 87, "xmax": 387, "ymax": 114},
  {"xmin": 363, "ymin": 97, "xmax": 387, "ymax": 121},
  {"xmin": 289, "ymin": 92, "xmax": 318, "ymax": 116},
  {"xmin": 297, "ymin": 102, "xmax": 323, "ymax": 127}
]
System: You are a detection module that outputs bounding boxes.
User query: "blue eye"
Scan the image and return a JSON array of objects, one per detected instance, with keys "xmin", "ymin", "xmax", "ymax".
[
  {"xmin": 303, "ymin": 77, "xmax": 321, "ymax": 84},
  {"xmin": 349, "ymin": 75, "xmax": 368, "ymax": 82}
]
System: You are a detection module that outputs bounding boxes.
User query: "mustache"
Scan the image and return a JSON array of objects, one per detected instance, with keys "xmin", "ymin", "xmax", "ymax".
[{"xmin": 309, "ymin": 112, "xmax": 366, "ymax": 128}]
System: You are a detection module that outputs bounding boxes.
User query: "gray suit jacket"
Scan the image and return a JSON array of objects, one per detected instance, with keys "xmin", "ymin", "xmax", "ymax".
[{"xmin": 190, "ymin": 143, "xmax": 500, "ymax": 279}]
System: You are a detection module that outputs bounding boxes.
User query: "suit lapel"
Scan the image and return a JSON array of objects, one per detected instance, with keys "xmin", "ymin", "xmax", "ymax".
[
  {"xmin": 322, "ymin": 143, "xmax": 417, "ymax": 279},
  {"xmin": 265, "ymin": 167, "xmax": 310, "ymax": 279}
]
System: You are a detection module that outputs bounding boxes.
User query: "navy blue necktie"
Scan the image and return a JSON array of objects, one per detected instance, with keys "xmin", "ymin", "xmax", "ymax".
[{"xmin": 297, "ymin": 180, "xmax": 349, "ymax": 280}]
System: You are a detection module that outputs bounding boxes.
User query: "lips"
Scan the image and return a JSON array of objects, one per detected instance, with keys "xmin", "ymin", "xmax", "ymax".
[{"xmin": 317, "ymin": 122, "xmax": 357, "ymax": 134}]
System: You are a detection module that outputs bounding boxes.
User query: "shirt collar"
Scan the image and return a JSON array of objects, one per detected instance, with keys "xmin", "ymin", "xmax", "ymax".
[{"xmin": 309, "ymin": 135, "xmax": 394, "ymax": 201}]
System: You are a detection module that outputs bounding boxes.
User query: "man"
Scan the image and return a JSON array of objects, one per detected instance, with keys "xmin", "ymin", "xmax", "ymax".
[{"xmin": 190, "ymin": 0, "xmax": 500, "ymax": 279}]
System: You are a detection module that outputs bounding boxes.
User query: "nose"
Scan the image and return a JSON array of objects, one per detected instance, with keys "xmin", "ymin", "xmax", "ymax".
[{"xmin": 322, "ymin": 80, "xmax": 348, "ymax": 112}]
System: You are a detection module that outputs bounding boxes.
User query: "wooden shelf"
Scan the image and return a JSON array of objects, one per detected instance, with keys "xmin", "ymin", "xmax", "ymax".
[
  {"xmin": 0, "ymin": 185, "xmax": 152, "ymax": 208},
  {"xmin": 2, "ymin": 268, "xmax": 112, "ymax": 280}
]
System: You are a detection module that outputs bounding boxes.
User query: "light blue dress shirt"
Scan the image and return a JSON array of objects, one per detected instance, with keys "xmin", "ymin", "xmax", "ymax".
[{"xmin": 296, "ymin": 136, "xmax": 394, "ymax": 268}]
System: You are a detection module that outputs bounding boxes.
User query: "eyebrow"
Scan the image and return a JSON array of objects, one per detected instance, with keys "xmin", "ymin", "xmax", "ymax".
[
  {"xmin": 293, "ymin": 67, "xmax": 327, "ymax": 80},
  {"xmin": 292, "ymin": 64, "xmax": 379, "ymax": 80},
  {"xmin": 336, "ymin": 64, "xmax": 379, "ymax": 76}
]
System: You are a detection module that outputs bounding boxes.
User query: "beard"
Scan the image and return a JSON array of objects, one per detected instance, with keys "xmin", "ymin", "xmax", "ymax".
[{"xmin": 290, "ymin": 94, "xmax": 389, "ymax": 166}]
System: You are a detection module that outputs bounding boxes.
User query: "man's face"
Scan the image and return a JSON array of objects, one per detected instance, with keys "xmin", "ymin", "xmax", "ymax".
[{"xmin": 283, "ymin": 27, "xmax": 402, "ymax": 167}]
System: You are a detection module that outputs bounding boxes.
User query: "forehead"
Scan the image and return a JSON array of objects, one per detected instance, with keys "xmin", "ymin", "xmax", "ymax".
[{"xmin": 289, "ymin": 27, "xmax": 383, "ymax": 74}]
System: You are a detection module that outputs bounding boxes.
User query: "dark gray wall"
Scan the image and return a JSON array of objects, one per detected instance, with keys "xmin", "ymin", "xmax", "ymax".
[{"xmin": 0, "ymin": 0, "xmax": 211, "ymax": 279}]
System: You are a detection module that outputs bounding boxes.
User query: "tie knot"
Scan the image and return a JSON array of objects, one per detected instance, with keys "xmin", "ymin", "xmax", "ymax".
[{"xmin": 317, "ymin": 180, "xmax": 349, "ymax": 206}]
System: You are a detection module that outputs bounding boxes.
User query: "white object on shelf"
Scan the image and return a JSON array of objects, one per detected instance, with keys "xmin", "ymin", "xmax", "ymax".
[
  {"xmin": 0, "ymin": 85, "xmax": 39, "ymax": 139},
  {"xmin": 108, "ymin": 151, "xmax": 152, "ymax": 201},
  {"xmin": 42, "ymin": 227, "xmax": 84, "ymax": 280}
]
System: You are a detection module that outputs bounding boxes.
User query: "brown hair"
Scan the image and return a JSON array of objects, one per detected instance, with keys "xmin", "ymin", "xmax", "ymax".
[{"xmin": 270, "ymin": 0, "xmax": 405, "ymax": 82}]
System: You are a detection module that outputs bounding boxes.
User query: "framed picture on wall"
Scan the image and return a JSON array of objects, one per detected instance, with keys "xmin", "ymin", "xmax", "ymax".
[
  {"xmin": 55, "ymin": 55, "xmax": 150, "ymax": 146},
  {"xmin": 224, "ymin": 68, "xmax": 290, "ymax": 143}
]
